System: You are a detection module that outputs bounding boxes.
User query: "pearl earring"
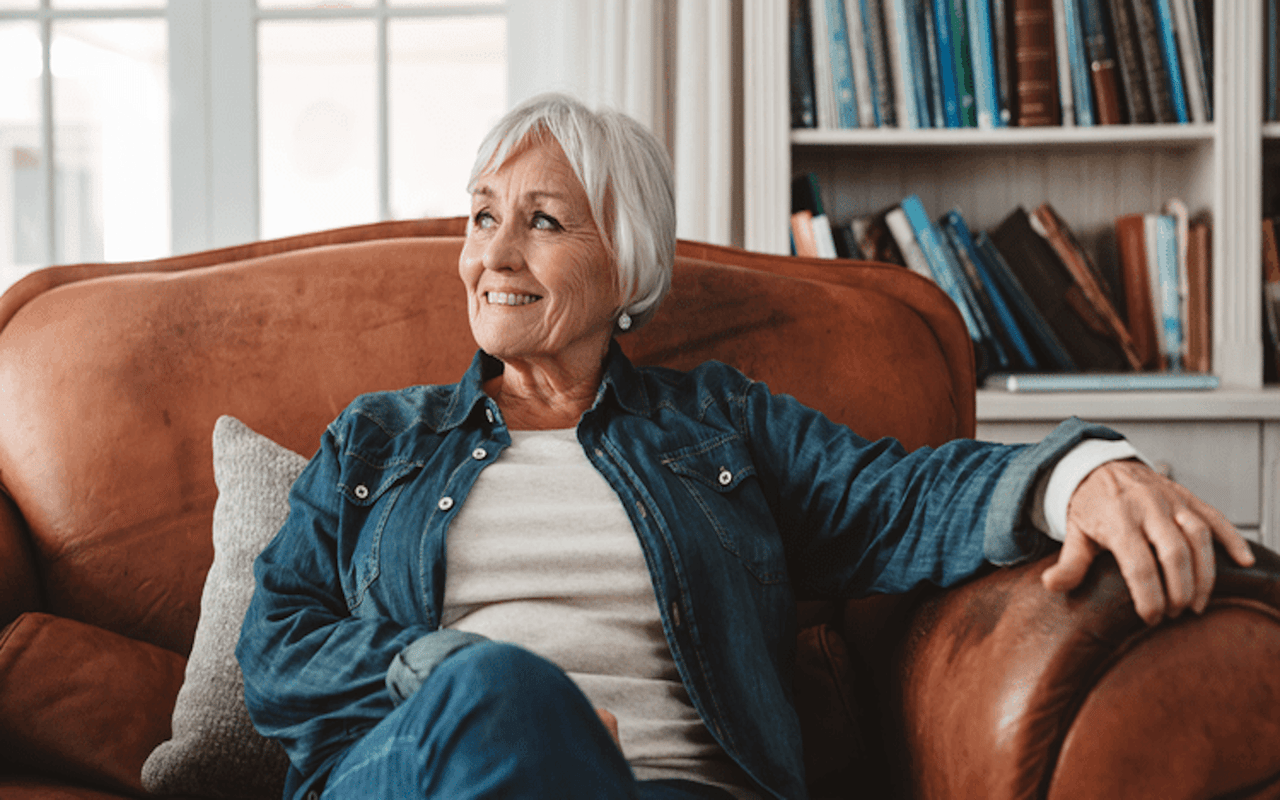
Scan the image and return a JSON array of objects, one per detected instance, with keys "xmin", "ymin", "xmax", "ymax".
[{"xmin": 617, "ymin": 311, "xmax": 633, "ymax": 331}]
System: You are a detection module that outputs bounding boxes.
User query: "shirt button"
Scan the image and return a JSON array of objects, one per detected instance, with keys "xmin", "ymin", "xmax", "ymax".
[
  {"xmin": 485, "ymin": 408, "xmax": 495, "ymax": 423},
  {"xmin": 472, "ymin": 447, "xmax": 487, "ymax": 460},
  {"xmin": 438, "ymin": 496, "xmax": 454, "ymax": 511},
  {"xmin": 717, "ymin": 468, "xmax": 732, "ymax": 486},
  {"xmin": 354, "ymin": 484, "xmax": 370, "ymax": 500}
]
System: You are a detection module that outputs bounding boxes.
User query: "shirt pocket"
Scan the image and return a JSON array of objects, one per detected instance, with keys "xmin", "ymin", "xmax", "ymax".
[
  {"xmin": 335, "ymin": 458, "xmax": 422, "ymax": 610},
  {"xmin": 660, "ymin": 434, "xmax": 787, "ymax": 585}
]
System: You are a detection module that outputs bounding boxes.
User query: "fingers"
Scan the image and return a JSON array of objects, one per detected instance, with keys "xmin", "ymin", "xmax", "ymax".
[
  {"xmin": 1041, "ymin": 527, "xmax": 1099, "ymax": 593},
  {"xmin": 595, "ymin": 708, "xmax": 620, "ymax": 748}
]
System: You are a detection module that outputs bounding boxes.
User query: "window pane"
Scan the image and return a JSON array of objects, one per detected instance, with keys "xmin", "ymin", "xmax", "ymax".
[
  {"xmin": 52, "ymin": 19, "xmax": 169, "ymax": 265},
  {"xmin": 388, "ymin": 15, "xmax": 505, "ymax": 220},
  {"xmin": 0, "ymin": 22, "xmax": 45, "ymax": 288},
  {"xmin": 259, "ymin": 20, "xmax": 378, "ymax": 239},
  {"xmin": 388, "ymin": 1, "xmax": 502, "ymax": 6},
  {"xmin": 0, "ymin": 1, "xmax": 38, "ymax": 9},
  {"xmin": 258, "ymin": 1, "xmax": 374, "ymax": 9}
]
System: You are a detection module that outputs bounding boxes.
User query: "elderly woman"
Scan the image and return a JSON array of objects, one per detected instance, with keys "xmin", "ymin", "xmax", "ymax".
[{"xmin": 237, "ymin": 94, "xmax": 1254, "ymax": 800}]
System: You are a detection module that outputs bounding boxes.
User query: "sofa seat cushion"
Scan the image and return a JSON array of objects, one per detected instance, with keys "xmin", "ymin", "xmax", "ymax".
[
  {"xmin": 142, "ymin": 416, "xmax": 305, "ymax": 800},
  {"xmin": 0, "ymin": 612, "xmax": 185, "ymax": 795}
]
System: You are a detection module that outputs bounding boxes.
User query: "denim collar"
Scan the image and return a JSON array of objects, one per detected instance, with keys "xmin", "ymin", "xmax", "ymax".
[{"xmin": 438, "ymin": 339, "xmax": 651, "ymax": 432}]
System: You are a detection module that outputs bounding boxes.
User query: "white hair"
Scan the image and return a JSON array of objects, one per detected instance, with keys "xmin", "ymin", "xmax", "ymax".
[{"xmin": 467, "ymin": 93, "xmax": 676, "ymax": 330}]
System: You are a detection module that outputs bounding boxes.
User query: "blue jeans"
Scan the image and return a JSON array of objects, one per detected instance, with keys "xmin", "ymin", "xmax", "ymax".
[{"xmin": 321, "ymin": 641, "xmax": 735, "ymax": 800}]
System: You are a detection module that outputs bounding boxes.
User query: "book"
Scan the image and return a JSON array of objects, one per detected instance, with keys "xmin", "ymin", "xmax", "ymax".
[
  {"xmin": 844, "ymin": 0, "xmax": 879, "ymax": 126},
  {"xmin": 920, "ymin": 0, "xmax": 949, "ymax": 126},
  {"xmin": 941, "ymin": 210, "xmax": 1037, "ymax": 368},
  {"xmin": 791, "ymin": 210, "xmax": 821, "ymax": 257},
  {"xmin": 862, "ymin": 0, "xmax": 897, "ymax": 126},
  {"xmin": 1262, "ymin": 218, "xmax": 1280, "ymax": 381},
  {"xmin": 1053, "ymin": 0, "xmax": 1076, "ymax": 126},
  {"xmin": 886, "ymin": 0, "xmax": 923, "ymax": 127},
  {"xmin": 991, "ymin": 0, "xmax": 1014, "ymax": 124},
  {"xmin": 1149, "ymin": 213, "xmax": 1183, "ymax": 370},
  {"xmin": 884, "ymin": 206, "xmax": 940, "ymax": 280},
  {"xmin": 948, "ymin": 0, "xmax": 978, "ymax": 126},
  {"xmin": 1130, "ymin": 0, "xmax": 1177, "ymax": 123},
  {"xmin": 1116, "ymin": 213, "xmax": 1159, "ymax": 368},
  {"xmin": 985, "ymin": 371, "xmax": 1219, "ymax": 391},
  {"xmin": 967, "ymin": 0, "xmax": 1007, "ymax": 128},
  {"xmin": 1105, "ymin": 0, "xmax": 1153, "ymax": 123},
  {"xmin": 832, "ymin": 220, "xmax": 868, "ymax": 259},
  {"xmin": 1029, "ymin": 203, "xmax": 1143, "ymax": 369},
  {"xmin": 810, "ymin": 0, "xmax": 838, "ymax": 128},
  {"xmin": 1151, "ymin": 0, "xmax": 1189, "ymax": 122},
  {"xmin": 1012, "ymin": 0, "xmax": 1061, "ymax": 125},
  {"xmin": 974, "ymin": 232, "xmax": 1078, "ymax": 370},
  {"xmin": 931, "ymin": 0, "xmax": 964, "ymax": 126},
  {"xmin": 823, "ymin": 0, "xmax": 861, "ymax": 127},
  {"xmin": 1060, "ymin": 0, "xmax": 1097, "ymax": 125},
  {"xmin": 1184, "ymin": 218, "xmax": 1211, "ymax": 373},
  {"xmin": 1268, "ymin": 0, "xmax": 1279, "ymax": 122},
  {"xmin": 792, "ymin": 174, "xmax": 838, "ymax": 258},
  {"xmin": 990, "ymin": 207, "xmax": 1128, "ymax": 370},
  {"xmin": 1163, "ymin": 197, "xmax": 1191, "ymax": 364},
  {"xmin": 850, "ymin": 210, "xmax": 906, "ymax": 265},
  {"xmin": 790, "ymin": 0, "xmax": 818, "ymax": 127},
  {"xmin": 1079, "ymin": 0, "xmax": 1122, "ymax": 124},
  {"xmin": 1170, "ymin": 0, "xmax": 1209, "ymax": 122}
]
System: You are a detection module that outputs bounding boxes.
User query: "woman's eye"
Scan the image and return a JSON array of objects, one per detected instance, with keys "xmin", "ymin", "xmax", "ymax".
[
  {"xmin": 473, "ymin": 211, "xmax": 495, "ymax": 229},
  {"xmin": 532, "ymin": 212, "xmax": 561, "ymax": 231}
]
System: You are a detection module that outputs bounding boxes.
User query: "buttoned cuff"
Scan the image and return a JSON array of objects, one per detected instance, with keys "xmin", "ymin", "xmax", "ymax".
[
  {"xmin": 1030, "ymin": 438, "xmax": 1153, "ymax": 540},
  {"xmin": 386, "ymin": 629, "xmax": 489, "ymax": 706}
]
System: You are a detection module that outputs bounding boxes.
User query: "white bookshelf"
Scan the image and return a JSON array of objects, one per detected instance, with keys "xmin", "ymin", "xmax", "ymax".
[{"xmin": 742, "ymin": 0, "xmax": 1279, "ymax": 548}]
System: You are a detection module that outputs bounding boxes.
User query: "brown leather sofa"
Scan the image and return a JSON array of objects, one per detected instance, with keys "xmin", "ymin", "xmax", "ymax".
[{"xmin": 1, "ymin": 219, "xmax": 1277, "ymax": 800}]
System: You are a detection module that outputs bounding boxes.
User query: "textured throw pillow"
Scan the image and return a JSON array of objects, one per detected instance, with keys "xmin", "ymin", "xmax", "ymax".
[{"xmin": 141, "ymin": 415, "xmax": 307, "ymax": 799}]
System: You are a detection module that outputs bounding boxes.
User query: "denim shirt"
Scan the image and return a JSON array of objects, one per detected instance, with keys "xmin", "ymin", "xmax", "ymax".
[{"xmin": 236, "ymin": 342, "xmax": 1119, "ymax": 800}]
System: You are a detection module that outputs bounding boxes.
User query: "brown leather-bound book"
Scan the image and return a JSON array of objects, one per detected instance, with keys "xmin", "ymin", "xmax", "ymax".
[
  {"xmin": 1082, "ymin": 0, "xmax": 1122, "ymax": 124},
  {"xmin": 1029, "ymin": 203, "xmax": 1144, "ymax": 370},
  {"xmin": 990, "ymin": 207, "xmax": 1127, "ymax": 370},
  {"xmin": 1105, "ymin": 0, "xmax": 1152, "ymax": 123},
  {"xmin": 1130, "ymin": 0, "xmax": 1177, "ymax": 123},
  {"xmin": 1012, "ymin": 0, "xmax": 1060, "ymax": 125},
  {"xmin": 1184, "ymin": 218, "xmax": 1211, "ymax": 373},
  {"xmin": 1116, "ymin": 213, "xmax": 1159, "ymax": 368}
]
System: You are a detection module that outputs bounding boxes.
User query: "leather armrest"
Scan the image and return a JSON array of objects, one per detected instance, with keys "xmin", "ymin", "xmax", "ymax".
[
  {"xmin": 881, "ymin": 545, "xmax": 1280, "ymax": 799},
  {"xmin": 0, "ymin": 492, "xmax": 40, "ymax": 628}
]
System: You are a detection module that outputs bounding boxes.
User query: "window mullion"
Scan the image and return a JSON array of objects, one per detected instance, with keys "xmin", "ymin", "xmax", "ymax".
[{"xmin": 377, "ymin": 3, "xmax": 390, "ymax": 221}]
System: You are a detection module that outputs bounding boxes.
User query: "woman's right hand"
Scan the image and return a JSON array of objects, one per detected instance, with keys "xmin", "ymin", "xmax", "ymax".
[{"xmin": 596, "ymin": 708, "xmax": 620, "ymax": 748}]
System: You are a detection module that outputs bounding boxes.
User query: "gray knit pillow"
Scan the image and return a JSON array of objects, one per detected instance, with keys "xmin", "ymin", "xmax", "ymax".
[{"xmin": 141, "ymin": 416, "xmax": 306, "ymax": 799}]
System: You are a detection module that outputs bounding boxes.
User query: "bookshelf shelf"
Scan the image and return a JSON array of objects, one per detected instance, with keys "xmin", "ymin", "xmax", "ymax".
[
  {"xmin": 1265, "ymin": 122, "xmax": 1280, "ymax": 139},
  {"xmin": 977, "ymin": 386, "xmax": 1280, "ymax": 422},
  {"xmin": 791, "ymin": 124, "xmax": 1216, "ymax": 148}
]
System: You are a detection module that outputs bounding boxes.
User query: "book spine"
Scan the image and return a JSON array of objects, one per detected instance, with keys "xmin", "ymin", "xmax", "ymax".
[
  {"xmin": 810, "ymin": 0, "xmax": 837, "ymax": 128},
  {"xmin": 825, "ymin": 0, "xmax": 861, "ymax": 127},
  {"xmin": 1263, "ymin": 219, "xmax": 1280, "ymax": 379},
  {"xmin": 884, "ymin": 206, "xmax": 938, "ymax": 279},
  {"xmin": 1169, "ymin": 0, "xmax": 1207, "ymax": 122},
  {"xmin": 1012, "ymin": 0, "xmax": 1061, "ymax": 125},
  {"xmin": 1061, "ymin": 0, "xmax": 1096, "ymax": 124},
  {"xmin": 1152, "ymin": 0, "xmax": 1189, "ymax": 122},
  {"xmin": 1053, "ymin": 0, "xmax": 1076, "ymax": 125},
  {"xmin": 975, "ymin": 232, "xmax": 1078, "ymax": 369},
  {"xmin": 1153, "ymin": 214, "xmax": 1183, "ymax": 369},
  {"xmin": 1184, "ymin": 219, "xmax": 1211, "ymax": 373},
  {"xmin": 1131, "ymin": 0, "xmax": 1177, "ymax": 122},
  {"xmin": 1268, "ymin": 0, "xmax": 1278, "ymax": 122},
  {"xmin": 949, "ymin": 0, "xmax": 978, "ymax": 125},
  {"xmin": 790, "ymin": 0, "xmax": 818, "ymax": 128},
  {"xmin": 943, "ymin": 210, "xmax": 1036, "ymax": 368},
  {"xmin": 968, "ymin": 0, "xmax": 1007, "ymax": 128},
  {"xmin": 887, "ymin": 0, "xmax": 922, "ymax": 127},
  {"xmin": 1080, "ymin": 0, "xmax": 1122, "ymax": 123},
  {"xmin": 792, "ymin": 210, "xmax": 820, "ymax": 257},
  {"xmin": 992, "ymin": 0, "xmax": 1014, "ymax": 123},
  {"xmin": 1116, "ymin": 213, "xmax": 1158, "ymax": 368},
  {"xmin": 863, "ymin": 0, "xmax": 898, "ymax": 126},
  {"xmin": 1105, "ymin": 0, "xmax": 1153, "ymax": 123},
  {"xmin": 845, "ymin": 0, "xmax": 879, "ymax": 126},
  {"xmin": 931, "ymin": 0, "xmax": 964, "ymax": 126}
]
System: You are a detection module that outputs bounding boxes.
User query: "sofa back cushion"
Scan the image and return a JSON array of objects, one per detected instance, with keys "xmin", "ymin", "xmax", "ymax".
[{"xmin": 0, "ymin": 225, "xmax": 970, "ymax": 654}]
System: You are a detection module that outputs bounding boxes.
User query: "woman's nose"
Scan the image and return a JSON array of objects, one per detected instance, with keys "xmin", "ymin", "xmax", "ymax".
[{"xmin": 482, "ymin": 224, "xmax": 524, "ymax": 272}]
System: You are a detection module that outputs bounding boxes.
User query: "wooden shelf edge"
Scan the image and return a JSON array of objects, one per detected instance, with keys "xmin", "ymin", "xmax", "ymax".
[
  {"xmin": 976, "ymin": 386, "xmax": 1280, "ymax": 422},
  {"xmin": 791, "ymin": 124, "xmax": 1216, "ymax": 147}
]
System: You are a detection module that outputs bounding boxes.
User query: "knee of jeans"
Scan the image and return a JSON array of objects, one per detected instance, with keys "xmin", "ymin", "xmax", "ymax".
[{"xmin": 431, "ymin": 640, "xmax": 578, "ymax": 704}]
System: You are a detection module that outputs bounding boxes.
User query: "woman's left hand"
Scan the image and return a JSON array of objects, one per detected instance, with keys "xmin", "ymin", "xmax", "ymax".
[{"xmin": 1041, "ymin": 459, "xmax": 1257, "ymax": 625}]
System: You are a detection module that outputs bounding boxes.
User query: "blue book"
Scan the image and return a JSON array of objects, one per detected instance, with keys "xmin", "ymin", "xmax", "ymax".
[
  {"xmin": 919, "ymin": 0, "xmax": 948, "ymax": 127},
  {"xmin": 948, "ymin": 0, "xmax": 977, "ymax": 126},
  {"xmin": 931, "ymin": 0, "xmax": 963, "ymax": 127},
  {"xmin": 1153, "ymin": 214, "xmax": 1183, "ymax": 370},
  {"xmin": 973, "ymin": 233, "xmax": 1078, "ymax": 371},
  {"xmin": 789, "ymin": 0, "xmax": 817, "ymax": 128},
  {"xmin": 824, "ymin": 0, "xmax": 860, "ymax": 127},
  {"xmin": 965, "ymin": 0, "xmax": 1005, "ymax": 128},
  {"xmin": 1269, "ymin": 0, "xmax": 1279, "ymax": 121},
  {"xmin": 1061, "ymin": 0, "xmax": 1096, "ymax": 125},
  {"xmin": 898, "ymin": 195, "xmax": 992, "ymax": 354},
  {"xmin": 856, "ymin": 0, "xmax": 883, "ymax": 126},
  {"xmin": 985, "ymin": 372, "xmax": 1219, "ymax": 392},
  {"xmin": 941, "ymin": 211, "xmax": 1038, "ymax": 369},
  {"xmin": 1152, "ymin": 0, "xmax": 1190, "ymax": 123}
]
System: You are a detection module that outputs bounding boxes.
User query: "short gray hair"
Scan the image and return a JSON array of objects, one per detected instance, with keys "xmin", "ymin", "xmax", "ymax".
[{"xmin": 467, "ymin": 93, "xmax": 676, "ymax": 330}]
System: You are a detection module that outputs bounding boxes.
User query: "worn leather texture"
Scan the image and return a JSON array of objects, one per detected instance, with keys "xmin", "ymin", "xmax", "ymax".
[{"xmin": 1, "ymin": 219, "xmax": 1277, "ymax": 799}]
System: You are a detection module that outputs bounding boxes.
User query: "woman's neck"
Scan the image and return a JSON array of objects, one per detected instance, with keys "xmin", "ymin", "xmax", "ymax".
[{"xmin": 484, "ymin": 356, "xmax": 605, "ymax": 431}]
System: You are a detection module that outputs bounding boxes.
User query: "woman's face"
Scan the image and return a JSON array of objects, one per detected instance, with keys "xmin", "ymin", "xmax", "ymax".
[{"xmin": 459, "ymin": 137, "xmax": 619, "ymax": 371}]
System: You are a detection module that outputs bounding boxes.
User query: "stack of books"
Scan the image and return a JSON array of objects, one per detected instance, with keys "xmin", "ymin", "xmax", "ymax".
[
  {"xmin": 791, "ymin": 175, "xmax": 1216, "ymax": 391},
  {"xmin": 790, "ymin": 0, "xmax": 1214, "ymax": 130}
]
